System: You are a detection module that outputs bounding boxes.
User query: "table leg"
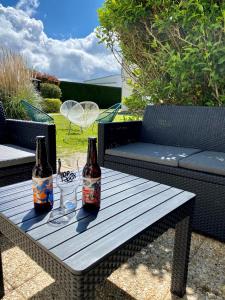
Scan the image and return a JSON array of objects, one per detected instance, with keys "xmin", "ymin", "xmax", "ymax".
[
  {"xmin": 170, "ymin": 200, "xmax": 194, "ymax": 298},
  {"xmin": 0, "ymin": 250, "xmax": 4, "ymax": 298}
]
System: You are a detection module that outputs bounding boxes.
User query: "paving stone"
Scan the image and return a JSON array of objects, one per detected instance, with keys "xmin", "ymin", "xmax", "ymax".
[
  {"xmin": 187, "ymin": 238, "xmax": 225, "ymax": 298},
  {"xmin": 2, "ymin": 246, "xmax": 43, "ymax": 289},
  {"xmin": 16, "ymin": 271, "xmax": 55, "ymax": 299},
  {"xmin": 2, "ymin": 289, "xmax": 25, "ymax": 300}
]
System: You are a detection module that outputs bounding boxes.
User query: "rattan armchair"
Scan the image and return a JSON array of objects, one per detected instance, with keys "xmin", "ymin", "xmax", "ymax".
[{"xmin": 0, "ymin": 101, "xmax": 56, "ymax": 187}]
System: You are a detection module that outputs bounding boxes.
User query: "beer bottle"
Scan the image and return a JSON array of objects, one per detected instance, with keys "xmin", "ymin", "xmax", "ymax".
[
  {"xmin": 82, "ymin": 137, "xmax": 101, "ymax": 210},
  {"xmin": 32, "ymin": 136, "xmax": 54, "ymax": 212}
]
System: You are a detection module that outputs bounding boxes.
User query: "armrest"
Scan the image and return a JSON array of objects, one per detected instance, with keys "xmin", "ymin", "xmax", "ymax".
[
  {"xmin": 98, "ymin": 121, "xmax": 142, "ymax": 166},
  {"xmin": 6, "ymin": 119, "xmax": 56, "ymax": 173}
]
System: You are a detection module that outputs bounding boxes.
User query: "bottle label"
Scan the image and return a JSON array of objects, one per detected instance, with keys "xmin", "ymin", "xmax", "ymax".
[
  {"xmin": 32, "ymin": 176, "xmax": 54, "ymax": 205},
  {"xmin": 82, "ymin": 177, "xmax": 101, "ymax": 205}
]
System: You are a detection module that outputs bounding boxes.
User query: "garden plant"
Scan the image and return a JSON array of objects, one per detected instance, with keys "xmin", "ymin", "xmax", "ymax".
[
  {"xmin": 98, "ymin": 0, "xmax": 225, "ymax": 107},
  {"xmin": 0, "ymin": 47, "xmax": 41, "ymax": 118}
]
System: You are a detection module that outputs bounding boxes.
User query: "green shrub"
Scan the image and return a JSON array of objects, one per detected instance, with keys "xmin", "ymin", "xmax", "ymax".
[
  {"xmin": 41, "ymin": 98, "xmax": 62, "ymax": 113},
  {"xmin": 40, "ymin": 83, "xmax": 62, "ymax": 99},
  {"xmin": 98, "ymin": 0, "xmax": 225, "ymax": 106}
]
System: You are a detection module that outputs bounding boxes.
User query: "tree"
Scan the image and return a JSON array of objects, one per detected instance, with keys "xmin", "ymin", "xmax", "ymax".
[{"xmin": 98, "ymin": 0, "xmax": 225, "ymax": 106}]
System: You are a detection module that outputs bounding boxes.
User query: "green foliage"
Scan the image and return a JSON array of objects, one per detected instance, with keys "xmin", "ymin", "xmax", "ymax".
[
  {"xmin": 98, "ymin": 0, "xmax": 225, "ymax": 106},
  {"xmin": 40, "ymin": 83, "xmax": 62, "ymax": 99},
  {"xmin": 123, "ymin": 91, "xmax": 151, "ymax": 118},
  {"xmin": 60, "ymin": 81, "xmax": 121, "ymax": 109},
  {"xmin": 41, "ymin": 98, "xmax": 62, "ymax": 113}
]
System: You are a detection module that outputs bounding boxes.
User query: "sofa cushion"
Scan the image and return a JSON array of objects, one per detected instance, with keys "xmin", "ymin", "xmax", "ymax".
[
  {"xmin": 0, "ymin": 144, "xmax": 35, "ymax": 169},
  {"xmin": 179, "ymin": 151, "xmax": 225, "ymax": 176},
  {"xmin": 105, "ymin": 143, "xmax": 200, "ymax": 167}
]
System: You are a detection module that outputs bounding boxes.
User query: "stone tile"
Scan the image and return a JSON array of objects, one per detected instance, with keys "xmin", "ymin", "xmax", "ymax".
[
  {"xmin": 3, "ymin": 280, "xmax": 13, "ymax": 294},
  {"xmin": 2, "ymin": 289, "xmax": 25, "ymax": 300},
  {"xmin": 2, "ymin": 246, "xmax": 43, "ymax": 288},
  {"xmin": 109, "ymin": 264, "xmax": 170, "ymax": 300},
  {"xmin": 165, "ymin": 289, "xmax": 225, "ymax": 300},
  {"xmin": 187, "ymin": 237, "xmax": 225, "ymax": 298},
  {"xmin": 16, "ymin": 271, "xmax": 54, "ymax": 299}
]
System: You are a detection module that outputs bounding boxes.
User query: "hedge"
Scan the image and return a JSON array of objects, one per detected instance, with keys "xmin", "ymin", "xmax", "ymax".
[
  {"xmin": 60, "ymin": 81, "xmax": 121, "ymax": 109},
  {"xmin": 41, "ymin": 98, "xmax": 62, "ymax": 113},
  {"xmin": 40, "ymin": 83, "xmax": 62, "ymax": 99}
]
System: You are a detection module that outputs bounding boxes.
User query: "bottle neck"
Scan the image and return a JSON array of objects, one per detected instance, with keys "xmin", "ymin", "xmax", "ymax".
[
  {"xmin": 87, "ymin": 140, "xmax": 97, "ymax": 165},
  {"xmin": 36, "ymin": 141, "xmax": 48, "ymax": 166}
]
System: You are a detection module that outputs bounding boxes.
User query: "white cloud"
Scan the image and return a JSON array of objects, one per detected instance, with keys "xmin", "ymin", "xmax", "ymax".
[
  {"xmin": 0, "ymin": 4, "xmax": 121, "ymax": 82},
  {"xmin": 16, "ymin": 0, "xmax": 40, "ymax": 16}
]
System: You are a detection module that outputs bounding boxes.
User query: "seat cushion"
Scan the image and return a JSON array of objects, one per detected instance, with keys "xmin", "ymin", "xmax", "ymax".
[
  {"xmin": 105, "ymin": 143, "xmax": 200, "ymax": 167},
  {"xmin": 0, "ymin": 144, "xmax": 35, "ymax": 168},
  {"xmin": 179, "ymin": 151, "xmax": 225, "ymax": 176}
]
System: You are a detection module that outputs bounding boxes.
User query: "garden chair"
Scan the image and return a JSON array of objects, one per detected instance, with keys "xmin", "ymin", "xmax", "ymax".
[
  {"xmin": 0, "ymin": 101, "xmax": 56, "ymax": 186},
  {"xmin": 60, "ymin": 100, "xmax": 79, "ymax": 139},
  {"xmin": 21, "ymin": 100, "xmax": 54, "ymax": 123},
  {"xmin": 96, "ymin": 103, "xmax": 121, "ymax": 123}
]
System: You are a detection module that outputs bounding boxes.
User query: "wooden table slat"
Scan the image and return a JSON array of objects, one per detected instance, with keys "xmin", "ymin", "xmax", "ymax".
[
  {"xmin": 0, "ymin": 168, "xmax": 116, "ymax": 197},
  {"xmin": 64, "ymin": 190, "xmax": 194, "ymax": 273},
  {"xmin": 0, "ymin": 172, "xmax": 137, "ymax": 217},
  {"xmin": 0, "ymin": 170, "xmax": 128, "ymax": 206},
  {"xmin": 7, "ymin": 176, "xmax": 147, "ymax": 226},
  {"xmin": 24, "ymin": 178, "xmax": 151, "ymax": 238},
  {"xmin": 37, "ymin": 185, "xmax": 171, "ymax": 251}
]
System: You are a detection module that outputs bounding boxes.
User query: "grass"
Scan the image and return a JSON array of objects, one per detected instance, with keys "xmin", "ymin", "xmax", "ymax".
[{"xmin": 51, "ymin": 112, "xmax": 140, "ymax": 157}]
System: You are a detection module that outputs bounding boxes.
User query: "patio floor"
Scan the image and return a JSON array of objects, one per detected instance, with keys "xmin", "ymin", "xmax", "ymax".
[{"xmin": 1, "ymin": 229, "xmax": 225, "ymax": 300}]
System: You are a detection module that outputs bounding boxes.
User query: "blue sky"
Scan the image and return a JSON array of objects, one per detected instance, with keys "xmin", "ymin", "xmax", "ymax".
[
  {"xmin": 1, "ymin": 0, "xmax": 104, "ymax": 38},
  {"xmin": 0, "ymin": 0, "xmax": 120, "ymax": 81}
]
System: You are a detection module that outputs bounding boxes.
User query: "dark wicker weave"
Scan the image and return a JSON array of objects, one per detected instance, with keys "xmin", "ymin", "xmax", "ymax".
[
  {"xmin": 0, "ymin": 102, "xmax": 56, "ymax": 187},
  {"xmin": 0, "ymin": 168, "xmax": 195, "ymax": 299},
  {"xmin": 98, "ymin": 105, "xmax": 225, "ymax": 242}
]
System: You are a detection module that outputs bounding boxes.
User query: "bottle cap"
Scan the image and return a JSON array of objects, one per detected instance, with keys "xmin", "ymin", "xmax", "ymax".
[
  {"xmin": 88, "ymin": 137, "xmax": 97, "ymax": 142},
  {"xmin": 36, "ymin": 136, "xmax": 46, "ymax": 142}
]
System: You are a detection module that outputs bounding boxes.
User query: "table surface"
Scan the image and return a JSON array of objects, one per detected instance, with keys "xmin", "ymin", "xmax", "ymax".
[{"xmin": 0, "ymin": 168, "xmax": 195, "ymax": 275}]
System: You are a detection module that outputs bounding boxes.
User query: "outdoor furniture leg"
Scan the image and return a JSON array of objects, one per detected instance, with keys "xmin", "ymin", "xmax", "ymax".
[
  {"xmin": 0, "ymin": 250, "xmax": 4, "ymax": 298},
  {"xmin": 68, "ymin": 121, "xmax": 72, "ymax": 135},
  {"xmin": 171, "ymin": 200, "xmax": 194, "ymax": 298}
]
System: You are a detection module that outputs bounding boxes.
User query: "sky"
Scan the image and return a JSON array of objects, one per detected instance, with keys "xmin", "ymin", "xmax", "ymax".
[{"xmin": 0, "ymin": 0, "xmax": 120, "ymax": 81}]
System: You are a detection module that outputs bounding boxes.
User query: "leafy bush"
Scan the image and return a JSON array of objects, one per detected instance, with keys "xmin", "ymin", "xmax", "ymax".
[
  {"xmin": 123, "ymin": 92, "xmax": 151, "ymax": 118},
  {"xmin": 40, "ymin": 83, "xmax": 62, "ymax": 99},
  {"xmin": 98, "ymin": 0, "xmax": 225, "ymax": 106},
  {"xmin": 0, "ymin": 47, "xmax": 42, "ymax": 119},
  {"xmin": 41, "ymin": 98, "xmax": 62, "ymax": 113}
]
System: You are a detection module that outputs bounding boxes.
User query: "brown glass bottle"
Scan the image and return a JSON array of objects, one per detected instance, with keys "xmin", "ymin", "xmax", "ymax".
[
  {"xmin": 82, "ymin": 137, "xmax": 101, "ymax": 210},
  {"xmin": 32, "ymin": 136, "xmax": 54, "ymax": 212}
]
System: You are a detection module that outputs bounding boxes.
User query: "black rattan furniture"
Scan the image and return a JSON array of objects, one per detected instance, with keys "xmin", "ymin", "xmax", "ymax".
[
  {"xmin": 98, "ymin": 105, "xmax": 225, "ymax": 242},
  {"xmin": 0, "ymin": 168, "xmax": 195, "ymax": 299},
  {"xmin": 0, "ymin": 101, "xmax": 56, "ymax": 187}
]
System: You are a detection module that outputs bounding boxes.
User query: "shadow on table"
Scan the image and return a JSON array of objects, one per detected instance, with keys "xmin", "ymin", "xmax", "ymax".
[
  {"xmin": 19, "ymin": 208, "xmax": 49, "ymax": 231},
  {"xmin": 75, "ymin": 207, "xmax": 99, "ymax": 233}
]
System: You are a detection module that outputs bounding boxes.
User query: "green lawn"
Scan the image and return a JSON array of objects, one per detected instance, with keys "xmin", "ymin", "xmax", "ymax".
[{"xmin": 51, "ymin": 113, "xmax": 139, "ymax": 157}]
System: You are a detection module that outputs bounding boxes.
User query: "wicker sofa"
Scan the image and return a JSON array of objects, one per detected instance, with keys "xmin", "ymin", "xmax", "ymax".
[
  {"xmin": 0, "ymin": 101, "xmax": 56, "ymax": 187},
  {"xmin": 98, "ymin": 105, "xmax": 225, "ymax": 242}
]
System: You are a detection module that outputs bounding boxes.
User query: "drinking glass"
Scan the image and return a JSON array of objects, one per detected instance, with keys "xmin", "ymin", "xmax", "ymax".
[{"xmin": 48, "ymin": 159, "xmax": 80, "ymax": 225}]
